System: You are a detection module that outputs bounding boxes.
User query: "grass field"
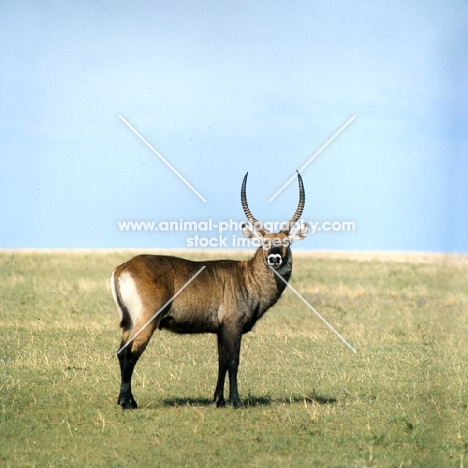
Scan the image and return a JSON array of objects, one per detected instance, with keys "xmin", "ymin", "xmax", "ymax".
[{"xmin": 0, "ymin": 250, "xmax": 467, "ymax": 467}]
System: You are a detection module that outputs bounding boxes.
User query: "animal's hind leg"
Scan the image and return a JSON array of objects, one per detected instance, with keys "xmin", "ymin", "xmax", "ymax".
[
  {"xmin": 116, "ymin": 325, "xmax": 155, "ymax": 409},
  {"xmin": 117, "ymin": 339, "xmax": 139, "ymax": 409}
]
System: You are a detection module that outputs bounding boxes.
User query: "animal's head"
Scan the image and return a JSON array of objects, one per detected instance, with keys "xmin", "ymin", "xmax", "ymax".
[{"xmin": 240, "ymin": 172, "xmax": 309, "ymax": 269}]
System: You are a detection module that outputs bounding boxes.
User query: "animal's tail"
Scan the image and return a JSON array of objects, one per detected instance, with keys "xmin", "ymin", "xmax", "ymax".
[{"xmin": 110, "ymin": 269, "xmax": 132, "ymax": 329}]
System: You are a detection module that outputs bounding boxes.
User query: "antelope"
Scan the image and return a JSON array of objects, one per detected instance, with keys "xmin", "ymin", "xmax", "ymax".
[{"xmin": 110, "ymin": 172, "xmax": 309, "ymax": 409}]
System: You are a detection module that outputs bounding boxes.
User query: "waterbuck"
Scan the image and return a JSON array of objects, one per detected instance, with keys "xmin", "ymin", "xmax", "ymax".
[{"xmin": 110, "ymin": 172, "xmax": 309, "ymax": 409}]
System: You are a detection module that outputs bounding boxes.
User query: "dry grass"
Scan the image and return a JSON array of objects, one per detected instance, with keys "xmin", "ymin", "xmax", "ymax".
[{"xmin": 0, "ymin": 250, "xmax": 467, "ymax": 467}]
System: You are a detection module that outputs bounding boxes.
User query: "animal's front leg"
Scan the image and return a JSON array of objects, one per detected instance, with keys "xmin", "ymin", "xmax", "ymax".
[
  {"xmin": 214, "ymin": 333, "xmax": 227, "ymax": 407},
  {"xmin": 219, "ymin": 325, "xmax": 243, "ymax": 408},
  {"xmin": 227, "ymin": 351, "xmax": 242, "ymax": 409}
]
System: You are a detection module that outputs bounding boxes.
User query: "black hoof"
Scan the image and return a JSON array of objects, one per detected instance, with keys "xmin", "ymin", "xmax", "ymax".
[
  {"xmin": 118, "ymin": 395, "xmax": 138, "ymax": 409},
  {"xmin": 119, "ymin": 401, "xmax": 138, "ymax": 410},
  {"xmin": 230, "ymin": 399, "xmax": 243, "ymax": 409},
  {"xmin": 214, "ymin": 395, "xmax": 226, "ymax": 408}
]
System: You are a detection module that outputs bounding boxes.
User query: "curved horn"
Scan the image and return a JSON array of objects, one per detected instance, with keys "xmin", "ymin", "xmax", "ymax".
[
  {"xmin": 241, "ymin": 173, "xmax": 266, "ymax": 234},
  {"xmin": 282, "ymin": 171, "xmax": 306, "ymax": 233}
]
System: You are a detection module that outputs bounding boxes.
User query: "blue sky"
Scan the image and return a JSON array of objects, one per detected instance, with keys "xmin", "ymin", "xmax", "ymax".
[{"xmin": 1, "ymin": 0, "xmax": 467, "ymax": 251}]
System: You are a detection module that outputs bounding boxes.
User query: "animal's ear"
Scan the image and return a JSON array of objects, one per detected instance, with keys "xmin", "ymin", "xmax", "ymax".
[
  {"xmin": 241, "ymin": 222, "xmax": 263, "ymax": 240},
  {"xmin": 288, "ymin": 221, "xmax": 309, "ymax": 243}
]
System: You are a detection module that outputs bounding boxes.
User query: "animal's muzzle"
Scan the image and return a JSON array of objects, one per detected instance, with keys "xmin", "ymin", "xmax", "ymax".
[{"xmin": 267, "ymin": 254, "xmax": 282, "ymax": 268}]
